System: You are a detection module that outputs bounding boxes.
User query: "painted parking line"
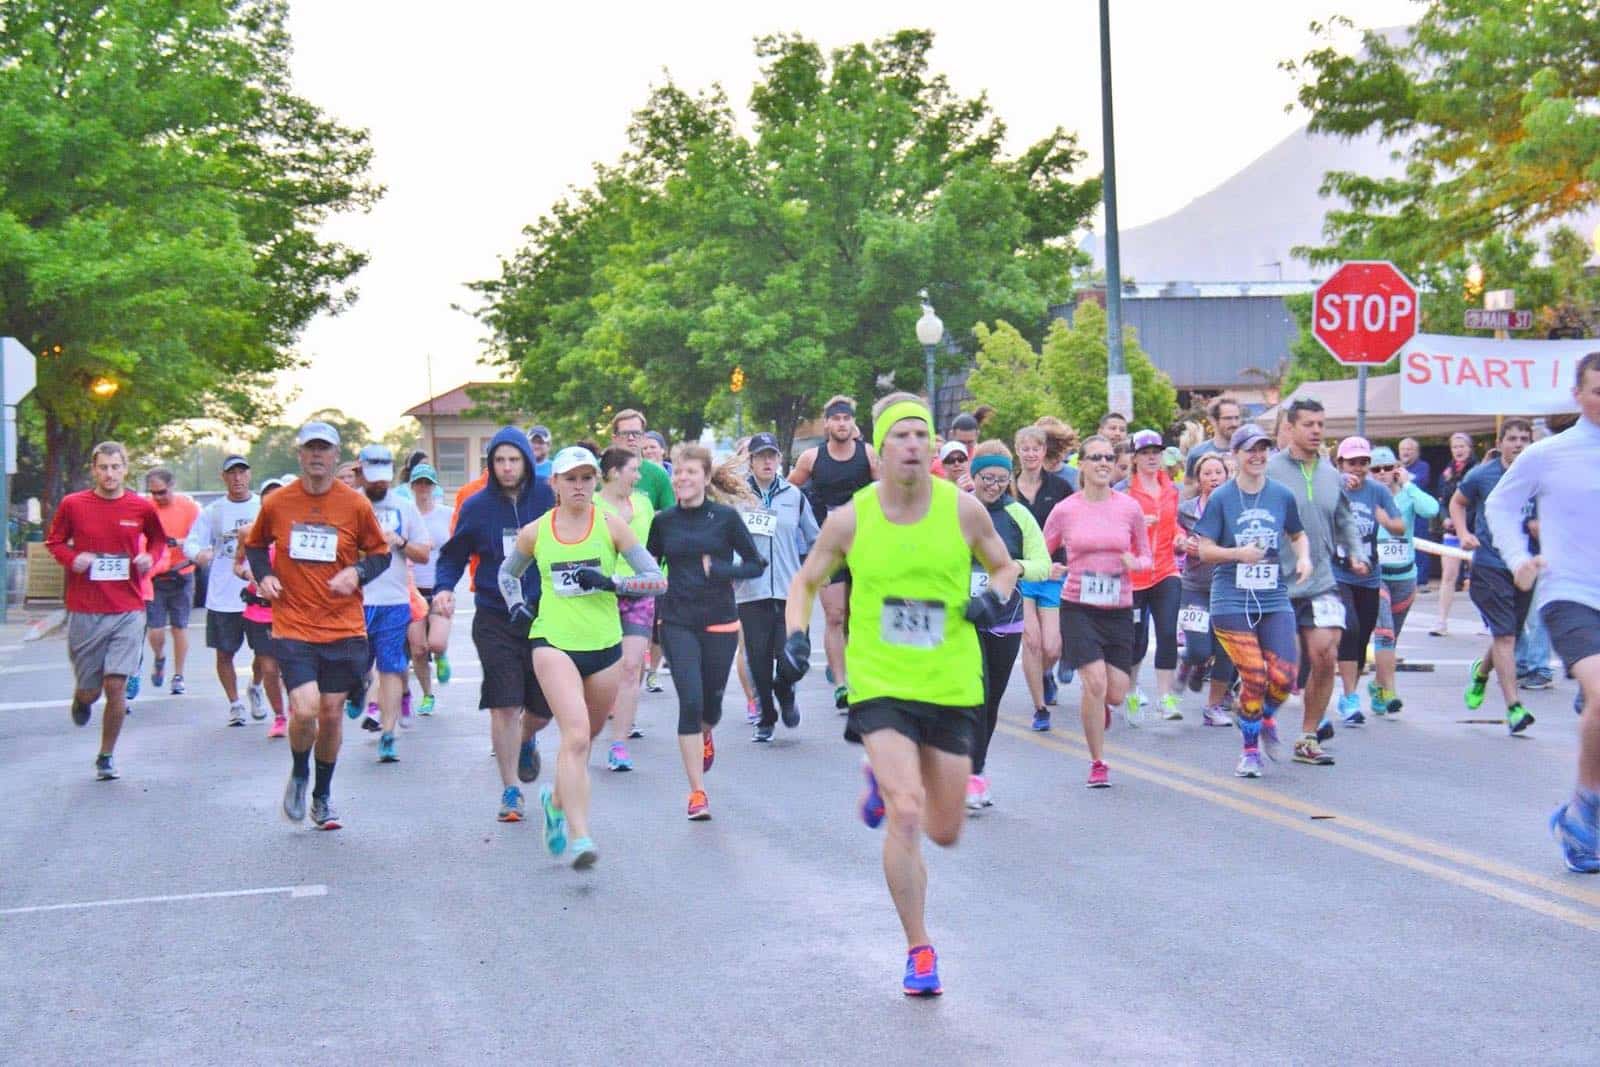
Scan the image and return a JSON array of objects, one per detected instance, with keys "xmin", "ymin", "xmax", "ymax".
[
  {"xmin": 1, "ymin": 883, "xmax": 328, "ymax": 917},
  {"xmin": 995, "ymin": 721, "xmax": 1600, "ymax": 931}
]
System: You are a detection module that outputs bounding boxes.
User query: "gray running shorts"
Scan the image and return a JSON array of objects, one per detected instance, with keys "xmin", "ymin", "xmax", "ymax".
[{"xmin": 67, "ymin": 611, "xmax": 146, "ymax": 692}]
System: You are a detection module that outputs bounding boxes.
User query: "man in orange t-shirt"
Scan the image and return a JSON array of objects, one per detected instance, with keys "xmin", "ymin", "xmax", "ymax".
[
  {"xmin": 244, "ymin": 421, "xmax": 389, "ymax": 831},
  {"xmin": 143, "ymin": 468, "xmax": 201, "ymax": 694}
]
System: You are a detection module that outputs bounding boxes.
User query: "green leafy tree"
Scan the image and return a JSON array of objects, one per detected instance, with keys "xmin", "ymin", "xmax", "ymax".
[
  {"xmin": 0, "ymin": 1, "xmax": 381, "ymax": 510},
  {"xmin": 1040, "ymin": 303, "xmax": 1176, "ymax": 438},
  {"xmin": 965, "ymin": 321, "xmax": 1059, "ymax": 445},
  {"xmin": 1287, "ymin": 3, "xmax": 1600, "ymax": 268},
  {"xmin": 472, "ymin": 31, "xmax": 1100, "ymax": 454}
]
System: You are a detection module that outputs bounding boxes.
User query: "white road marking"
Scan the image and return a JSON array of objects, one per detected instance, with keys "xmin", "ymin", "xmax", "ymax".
[
  {"xmin": 0, "ymin": 884, "xmax": 328, "ymax": 916},
  {"xmin": 0, "ymin": 663, "xmax": 64, "ymax": 676}
]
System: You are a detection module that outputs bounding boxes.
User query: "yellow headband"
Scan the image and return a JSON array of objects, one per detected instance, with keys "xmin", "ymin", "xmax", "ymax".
[{"xmin": 873, "ymin": 400, "xmax": 933, "ymax": 453}]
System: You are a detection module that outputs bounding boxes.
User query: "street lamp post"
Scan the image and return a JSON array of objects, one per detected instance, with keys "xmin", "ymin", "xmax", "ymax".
[{"xmin": 915, "ymin": 291, "xmax": 944, "ymax": 416}]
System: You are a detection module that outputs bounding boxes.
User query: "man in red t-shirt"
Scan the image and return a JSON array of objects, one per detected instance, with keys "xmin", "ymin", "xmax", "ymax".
[
  {"xmin": 142, "ymin": 467, "xmax": 201, "ymax": 694},
  {"xmin": 45, "ymin": 441, "xmax": 167, "ymax": 780}
]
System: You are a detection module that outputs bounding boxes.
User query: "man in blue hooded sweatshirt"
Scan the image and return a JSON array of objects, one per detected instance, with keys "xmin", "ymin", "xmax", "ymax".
[{"xmin": 432, "ymin": 427, "xmax": 556, "ymax": 822}]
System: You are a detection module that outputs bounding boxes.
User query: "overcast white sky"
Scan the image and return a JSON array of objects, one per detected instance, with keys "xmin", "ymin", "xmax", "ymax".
[{"xmin": 279, "ymin": 0, "xmax": 1419, "ymax": 434}]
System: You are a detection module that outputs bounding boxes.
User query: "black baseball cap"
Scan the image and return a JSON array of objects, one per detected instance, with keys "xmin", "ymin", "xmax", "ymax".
[
  {"xmin": 747, "ymin": 432, "xmax": 781, "ymax": 455},
  {"xmin": 221, "ymin": 454, "xmax": 250, "ymax": 472}
]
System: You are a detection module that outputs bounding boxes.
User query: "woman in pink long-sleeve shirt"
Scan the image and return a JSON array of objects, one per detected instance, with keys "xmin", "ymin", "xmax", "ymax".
[{"xmin": 1042, "ymin": 434, "xmax": 1152, "ymax": 789}]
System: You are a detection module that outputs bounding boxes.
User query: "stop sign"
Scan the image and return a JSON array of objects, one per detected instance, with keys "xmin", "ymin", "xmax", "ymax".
[{"xmin": 1313, "ymin": 260, "xmax": 1419, "ymax": 365}]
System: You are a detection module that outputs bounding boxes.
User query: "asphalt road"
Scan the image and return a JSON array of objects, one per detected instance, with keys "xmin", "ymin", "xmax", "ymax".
[{"xmin": 2, "ymin": 591, "xmax": 1597, "ymax": 1064}]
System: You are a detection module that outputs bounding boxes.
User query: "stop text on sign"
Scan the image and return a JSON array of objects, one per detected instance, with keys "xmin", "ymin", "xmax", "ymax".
[{"xmin": 1317, "ymin": 291, "xmax": 1415, "ymax": 334}]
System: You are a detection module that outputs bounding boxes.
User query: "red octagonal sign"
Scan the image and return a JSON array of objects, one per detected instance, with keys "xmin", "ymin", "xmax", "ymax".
[{"xmin": 1313, "ymin": 260, "xmax": 1419, "ymax": 366}]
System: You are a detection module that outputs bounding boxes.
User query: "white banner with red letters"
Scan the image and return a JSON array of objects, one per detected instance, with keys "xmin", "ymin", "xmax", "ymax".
[{"xmin": 1399, "ymin": 333, "xmax": 1589, "ymax": 415}]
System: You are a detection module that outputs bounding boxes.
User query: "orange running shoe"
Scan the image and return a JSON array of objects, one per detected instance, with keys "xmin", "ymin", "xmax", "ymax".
[{"xmin": 687, "ymin": 789, "xmax": 710, "ymax": 820}]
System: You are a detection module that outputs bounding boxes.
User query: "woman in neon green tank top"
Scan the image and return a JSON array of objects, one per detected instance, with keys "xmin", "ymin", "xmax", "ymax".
[
  {"xmin": 596, "ymin": 447, "xmax": 656, "ymax": 771},
  {"xmin": 499, "ymin": 446, "xmax": 665, "ymax": 871}
]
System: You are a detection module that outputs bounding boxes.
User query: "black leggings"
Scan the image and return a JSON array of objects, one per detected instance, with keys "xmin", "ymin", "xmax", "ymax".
[
  {"xmin": 660, "ymin": 621, "xmax": 740, "ymax": 735},
  {"xmin": 1337, "ymin": 583, "xmax": 1381, "ymax": 673},
  {"xmin": 974, "ymin": 630, "xmax": 1023, "ymax": 776},
  {"xmin": 737, "ymin": 599, "xmax": 793, "ymax": 729},
  {"xmin": 1132, "ymin": 575, "xmax": 1182, "ymax": 670}
]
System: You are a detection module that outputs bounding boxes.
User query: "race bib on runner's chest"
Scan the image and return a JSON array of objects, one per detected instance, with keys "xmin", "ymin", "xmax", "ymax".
[
  {"xmin": 1179, "ymin": 605, "xmax": 1210, "ymax": 632},
  {"xmin": 1237, "ymin": 562, "xmax": 1278, "ymax": 591},
  {"xmin": 551, "ymin": 558, "xmax": 602, "ymax": 597},
  {"xmin": 881, "ymin": 597, "xmax": 944, "ymax": 649},
  {"xmin": 1081, "ymin": 572, "xmax": 1121, "ymax": 607},
  {"xmin": 89, "ymin": 554, "xmax": 131, "ymax": 581},
  {"xmin": 741, "ymin": 508, "xmax": 777, "ymax": 538},
  {"xmin": 288, "ymin": 523, "xmax": 338, "ymax": 563},
  {"xmin": 1377, "ymin": 540, "xmax": 1413, "ymax": 567}
]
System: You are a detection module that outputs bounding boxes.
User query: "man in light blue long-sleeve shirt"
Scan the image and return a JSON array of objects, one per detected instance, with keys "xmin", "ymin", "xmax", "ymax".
[{"xmin": 1486, "ymin": 352, "xmax": 1600, "ymax": 874}]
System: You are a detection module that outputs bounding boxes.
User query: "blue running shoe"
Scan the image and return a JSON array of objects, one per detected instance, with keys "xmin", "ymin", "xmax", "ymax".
[
  {"xmin": 498, "ymin": 786, "xmax": 525, "ymax": 822},
  {"xmin": 570, "ymin": 836, "xmax": 598, "ymax": 870},
  {"xmin": 1549, "ymin": 802, "xmax": 1600, "ymax": 873},
  {"xmin": 1042, "ymin": 673, "xmax": 1058, "ymax": 707},
  {"xmin": 518, "ymin": 738, "xmax": 540, "ymax": 783},
  {"xmin": 125, "ymin": 672, "xmax": 140, "ymax": 702},
  {"xmin": 344, "ymin": 698, "xmax": 361, "ymax": 720},
  {"xmin": 377, "ymin": 732, "xmax": 398, "ymax": 762},
  {"xmin": 903, "ymin": 944, "xmax": 942, "ymax": 996},
  {"xmin": 151, "ymin": 657, "xmax": 166, "ymax": 688},
  {"xmin": 1056, "ymin": 659, "xmax": 1073, "ymax": 685},
  {"xmin": 541, "ymin": 785, "xmax": 567, "ymax": 856},
  {"xmin": 1339, "ymin": 693, "xmax": 1365, "ymax": 727},
  {"xmin": 1031, "ymin": 708, "xmax": 1051, "ymax": 732},
  {"xmin": 859, "ymin": 762, "xmax": 885, "ymax": 829}
]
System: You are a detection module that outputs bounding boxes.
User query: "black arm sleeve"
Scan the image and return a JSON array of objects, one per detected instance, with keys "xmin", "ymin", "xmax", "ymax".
[
  {"xmin": 246, "ymin": 546, "xmax": 274, "ymax": 583},
  {"xmin": 354, "ymin": 551, "xmax": 393, "ymax": 587},
  {"xmin": 706, "ymin": 506, "xmax": 767, "ymax": 580}
]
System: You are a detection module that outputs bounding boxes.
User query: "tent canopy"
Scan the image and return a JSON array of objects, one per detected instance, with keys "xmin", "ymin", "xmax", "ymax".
[{"xmin": 1253, "ymin": 374, "xmax": 1501, "ymax": 441}]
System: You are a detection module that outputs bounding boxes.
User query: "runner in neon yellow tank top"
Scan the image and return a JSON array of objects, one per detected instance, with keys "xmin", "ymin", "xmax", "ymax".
[
  {"xmin": 780, "ymin": 392, "xmax": 1020, "ymax": 997},
  {"xmin": 500, "ymin": 447, "xmax": 664, "ymax": 871}
]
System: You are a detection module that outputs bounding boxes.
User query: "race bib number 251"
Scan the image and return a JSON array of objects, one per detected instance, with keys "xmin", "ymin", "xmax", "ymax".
[{"xmin": 881, "ymin": 597, "xmax": 944, "ymax": 649}]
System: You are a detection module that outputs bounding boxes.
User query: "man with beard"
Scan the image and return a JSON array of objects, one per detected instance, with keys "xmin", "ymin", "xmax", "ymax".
[{"xmin": 352, "ymin": 445, "xmax": 431, "ymax": 763}]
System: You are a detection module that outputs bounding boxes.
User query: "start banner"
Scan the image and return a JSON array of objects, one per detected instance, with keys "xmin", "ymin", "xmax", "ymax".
[{"xmin": 1399, "ymin": 333, "xmax": 1589, "ymax": 415}]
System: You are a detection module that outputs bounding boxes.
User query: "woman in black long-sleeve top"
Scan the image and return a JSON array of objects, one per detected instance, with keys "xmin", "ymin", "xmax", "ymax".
[{"xmin": 647, "ymin": 443, "xmax": 765, "ymax": 820}]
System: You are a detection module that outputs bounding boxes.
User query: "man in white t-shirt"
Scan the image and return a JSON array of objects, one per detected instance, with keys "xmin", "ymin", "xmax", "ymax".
[
  {"xmin": 184, "ymin": 455, "xmax": 263, "ymax": 726},
  {"xmin": 354, "ymin": 445, "xmax": 431, "ymax": 763}
]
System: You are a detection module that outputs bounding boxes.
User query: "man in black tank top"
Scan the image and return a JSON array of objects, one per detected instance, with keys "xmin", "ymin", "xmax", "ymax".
[{"xmin": 788, "ymin": 395, "xmax": 880, "ymax": 708}]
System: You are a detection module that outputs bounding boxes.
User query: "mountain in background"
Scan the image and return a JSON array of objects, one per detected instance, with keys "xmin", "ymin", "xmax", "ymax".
[{"xmin": 1085, "ymin": 121, "xmax": 1600, "ymax": 285}]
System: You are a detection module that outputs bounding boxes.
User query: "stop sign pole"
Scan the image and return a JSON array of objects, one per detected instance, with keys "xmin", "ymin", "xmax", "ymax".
[{"xmin": 1311, "ymin": 261, "xmax": 1419, "ymax": 438}]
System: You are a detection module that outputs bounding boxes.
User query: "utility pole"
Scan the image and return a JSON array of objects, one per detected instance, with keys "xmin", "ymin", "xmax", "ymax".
[{"xmin": 1099, "ymin": 0, "xmax": 1131, "ymax": 418}]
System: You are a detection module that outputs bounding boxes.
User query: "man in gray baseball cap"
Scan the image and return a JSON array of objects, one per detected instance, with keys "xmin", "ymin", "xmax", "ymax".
[{"xmin": 296, "ymin": 421, "xmax": 341, "ymax": 449}]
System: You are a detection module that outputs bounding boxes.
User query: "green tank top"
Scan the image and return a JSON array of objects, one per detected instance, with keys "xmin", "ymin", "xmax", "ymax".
[
  {"xmin": 528, "ymin": 506, "xmax": 622, "ymax": 651},
  {"xmin": 845, "ymin": 477, "xmax": 983, "ymax": 708},
  {"xmin": 596, "ymin": 491, "xmax": 654, "ymax": 577}
]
